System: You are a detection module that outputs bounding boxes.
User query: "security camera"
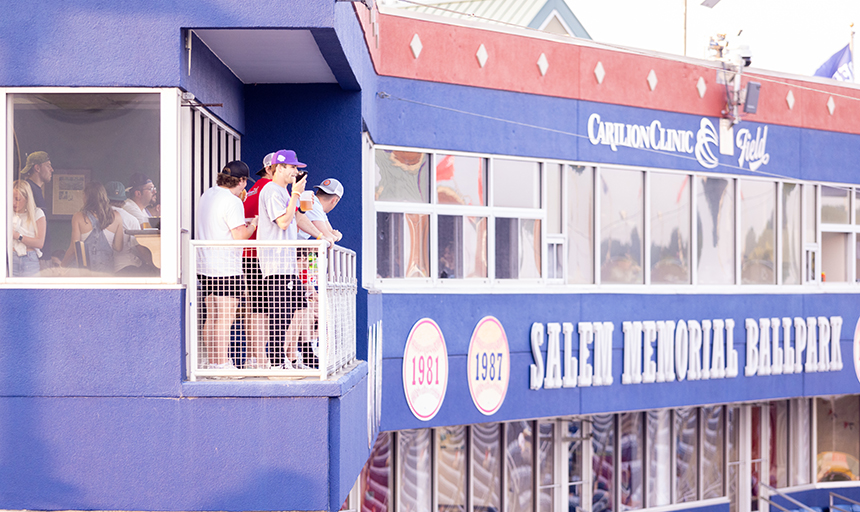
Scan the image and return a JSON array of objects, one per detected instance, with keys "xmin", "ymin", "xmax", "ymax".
[{"xmin": 736, "ymin": 44, "xmax": 752, "ymax": 67}]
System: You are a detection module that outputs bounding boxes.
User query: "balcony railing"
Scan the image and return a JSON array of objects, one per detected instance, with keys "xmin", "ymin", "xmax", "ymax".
[{"xmin": 188, "ymin": 240, "xmax": 356, "ymax": 381}]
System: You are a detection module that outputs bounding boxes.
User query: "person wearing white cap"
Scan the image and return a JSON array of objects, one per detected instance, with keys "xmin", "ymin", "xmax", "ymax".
[{"xmin": 298, "ymin": 178, "xmax": 343, "ymax": 243}]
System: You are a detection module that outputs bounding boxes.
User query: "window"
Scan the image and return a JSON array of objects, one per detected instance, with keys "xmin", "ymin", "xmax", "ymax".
[
  {"xmin": 650, "ymin": 173, "xmax": 691, "ymax": 284},
  {"xmin": 361, "ymin": 433, "xmax": 392, "ymax": 512},
  {"xmin": 600, "ymin": 168, "xmax": 643, "ymax": 284},
  {"xmin": 769, "ymin": 401, "xmax": 789, "ymax": 488},
  {"xmin": 816, "ymin": 396, "xmax": 860, "ymax": 482},
  {"xmin": 472, "ymin": 423, "xmax": 501, "ymax": 512},
  {"xmin": 646, "ymin": 410, "xmax": 671, "ymax": 507},
  {"xmin": 437, "ymin": 426, "xmax": 467, "ymax": 512},
  {"xmin": 566, "ymin": 420, "xmax": 585, "ymax": 512},
  {"xmin": 701, "ymin": 405, "xmax": 724, "ymax": 499},
  {"xmin": 539, "ymin": 421, "xmax": 557, "ymax": 512},
  {"xmin": 566, "ymin": 166, "xmax": 594, "ymax": 284},
  {"xmin": 740, "ymin": 180, "xmax": 776, "ymax": 284},
  {"xmin": 591, "ymin": 414, "xmax": 615, "ymax": 512},
  {"xmin": 8, "ymin": 91, "xmax": 163, "ymax": 279},
  {"xmin": 620, "ymin": 412, "xmax": 643, "ymax": 510},
  {"xmin": 697, "ymin": 176, "xmax": 735, "ymax": 285},
  {"xmin": 506, "ymin": 421, "xmax": 534, "ymax": 512},
  {"xmin": 675, "ymin": 407, "xmax": 698, "ymax": 503},
  {"xmin": 398, "ymin": 429, "xmax": 433, "ymax": 512}
]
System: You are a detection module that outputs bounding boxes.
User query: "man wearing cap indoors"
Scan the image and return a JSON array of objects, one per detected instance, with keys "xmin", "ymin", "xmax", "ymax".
[
  {"xmin": 241, "ymin": 152, "xmax": 275, "ymax": 369},
  {"xmin": 257, "ymin": 149, "xmax": 308, "ymax": 370},
  {"xmin": 105, "ymin": 181, "xmax": 146, "ymax": 274},
  {"xmin": 299, "ymin": 178, "xmax": 343, "ymax": 243},
  {"xmin": 123, "ymin": 172, "xmax": 157, "ymax": 226},
  {"xmin": 196, "ymin": 161, "xmax": 259, "ymax": 371},
  {"xmin": 21, "ymin": 151, "xmax": 54, "ymax": 261}
]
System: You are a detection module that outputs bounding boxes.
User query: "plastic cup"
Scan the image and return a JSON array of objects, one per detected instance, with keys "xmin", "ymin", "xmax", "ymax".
[{"xmin": 300, "ymin": 191, "xmax": 314, "ymax": 212}]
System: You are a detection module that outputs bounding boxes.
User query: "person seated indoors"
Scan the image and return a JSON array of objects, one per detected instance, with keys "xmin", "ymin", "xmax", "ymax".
[
  {"xmin": 106, "ymin": 181, "xmax": 156, "ymax": 275},
  {"xmin": 298, "ymin": 178, "xmax": 343, "ymax": 243},
  {"xmin": 11, "ymin": 180, "xmax": 46, "ymax": 276},
  {"xmin": 62, "ymin": 182, "xmax": 124, "ymax": 274},
  {"xmin": 123, "ymin": 172, "xmax": 157, "ymax": 226}
]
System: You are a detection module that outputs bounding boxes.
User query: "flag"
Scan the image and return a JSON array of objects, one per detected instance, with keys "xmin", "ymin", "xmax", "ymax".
[{"xmin": 814, "ymin": 44, "xmax": 853, "ymax": 82}]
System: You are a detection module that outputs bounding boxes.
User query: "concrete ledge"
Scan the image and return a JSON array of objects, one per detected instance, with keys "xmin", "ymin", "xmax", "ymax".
[{"xmin": 180, "ymin": 360, "xmax": 367, "ymax": 397}]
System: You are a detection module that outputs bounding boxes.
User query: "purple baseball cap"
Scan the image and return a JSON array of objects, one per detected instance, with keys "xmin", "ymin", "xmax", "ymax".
[{"xmin": 270, "ymin": 149, "xmax": 306, "ymax": 168}]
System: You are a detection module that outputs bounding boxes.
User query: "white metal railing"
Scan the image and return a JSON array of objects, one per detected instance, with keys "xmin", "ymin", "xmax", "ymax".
[{"xmin": 188, "ymin": 239, "xmax": 356, "ymax": 381}]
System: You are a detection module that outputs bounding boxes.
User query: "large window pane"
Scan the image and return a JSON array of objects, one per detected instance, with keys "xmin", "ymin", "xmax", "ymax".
[
  {"xmin": 10, "ymin": 92, "xmax": 160, "ymax": 278},
  {"xmin": 398, "ymin": 429, "xmax": 433, "ymax": 512},
  {"xmin": 538, "ymin": 422, "xmax": 556, "ymax": 512},
  {"xmin": 437, "ymin": 426, "xmax": 467, "ymax": 512},
  {"xmin": 816, "ymin": 396, "xmax": 860, "ymax": 482},
  {"xmin": 547, "ymin": 164, "xmax": 562, "ymax": 235},
  {"xmin": 375, "ymin": 150, "xmax": 430, "ymax": 203},
  {"xmin": 741, "ymin": 180, "xmax": 776, "ymax": 284},
  {"xmin": 770, "ymin": 401, "xmax": 789, "ymax": 488},
  {"xmin": 697, "ymin": 176, "xmax": 734, "ymax": 285},
  {"xmin": 790, "ymin": 399, "xmax": 811, "ymax": 486},
  {"xmin": 600, "ymin": 168, "xmax": 643, "ymax": 284},
  {"xmin": 439, "ymin": 215, "xmax": 487, "ymax": 279},
  {"xmin": 376, "ymin": 212, "xmax": 429, "ymax": 278},
  {"xmin": 472, "ymin": 423, "xmax": 501, "ymax": 512},
  {"xmin": 495, "ymin": 218, "xmax": 541, "ymax": 279},
  {"xmin": 493, "ymin": 160, "xmax": 540, "ymax": 208},
  {"xmin": 647, "ymin": 410, "xmax": 671, "ymax": 507},
  {"xmin": 728, "ymin": 407, "xmax": 741, "ymax": 512},
  {"xmin": 650, "ymin": 173, "xmax": 691, "ymax": 284},
  {"xmin": 675, "ymin": 407, "xmax": 698, "ymax": 503},
  {"xmin": 567, "ymin": 166, "xmax": 594, "ymax": 284},
  {"xmin": 822, "ymin": 232, "xmax": 849, "ymax": 282},
  {"xmin": 592, "ymin": 414, "xmax": 615, "ymax": 512},
  {"xmin": 436, "ymin": 154, "xmax": 486, "ymax": 206},
  {"xmin": 702, "ymin": 406, "xmax": 725, "ymax": 499},
  {"xmin": 361, "ymin": 433, "xmax": 392, "ymax": 512},
  {"xmin": 805, "ymin": 185, "xmax": 817, "ymax": 243},
  {"xmin": 506, "ymin": 421, "xmax": 534, "ymax": 512},
  {"xmin": 620, "ymin": 413, "xmax": 644, "ymax": 510},
  {"xmin": 821, "ymin": 186, "xmax": 849, "ymax": 224},
  {"xmin": 567, "ymin": 420, "xmax": 584, "ymax": 512},
  {"xmin": 782, "ymin": 184, "xmax": 802, "ymax": 284}
]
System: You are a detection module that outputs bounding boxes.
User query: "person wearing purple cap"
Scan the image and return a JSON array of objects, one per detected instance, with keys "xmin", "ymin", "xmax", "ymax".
[{"xmin": 257, "ymin": 149, "xmax": 308, "ymax": 370}]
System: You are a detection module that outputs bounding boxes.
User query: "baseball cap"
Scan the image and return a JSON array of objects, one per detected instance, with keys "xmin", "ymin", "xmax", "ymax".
[
  {"xmin": 257, "ymin": 152, "xmax": 275, "ymax": 177},
  {"xmin": 270, "ymin": 149, "xmax": 306, "ymax": 168},
  {"xmin": 221, "ymin": 160, "xmax": 251, "ymax": 180},
  {"xmin": 105, "ymin": 181, "xmax": 127, "ymax": 201},
  {"xmin": 21, "ymin": 151, "xmax": 50, "ymax": 176},
  {"xmin": 127, "ymin": 172, "xmax": 153, "ymax": 192},
  {"xmin": 315, "ymin": 178, "xmax": 344, "ymax": 198}
]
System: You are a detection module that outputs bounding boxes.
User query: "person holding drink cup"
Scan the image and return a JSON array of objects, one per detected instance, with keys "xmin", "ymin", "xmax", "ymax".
[{"xmin": 257, "ymin": 149, "xmax": 310, "ymax": 369}]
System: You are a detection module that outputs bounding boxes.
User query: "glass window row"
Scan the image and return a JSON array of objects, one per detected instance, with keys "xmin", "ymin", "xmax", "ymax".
[
  {"xmin": 349, "ymin": 397, "xmax": 860, "ymax": 512},
  {"xmin": 370, "ymin": 145, "xmax": 860, "ymax": 288}
]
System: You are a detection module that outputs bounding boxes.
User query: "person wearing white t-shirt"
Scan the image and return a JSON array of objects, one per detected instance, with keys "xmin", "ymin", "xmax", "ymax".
[
  {"xmin": 298, "ymin": 178, "xmax": 343, "ymax": 243},
  {"xmin": 195, "ymin": 161, "xmax": 258, "ymax": 371},
  {"xmin": 257, "ymin": 149, "xmax": 307, "ymax": 370}
]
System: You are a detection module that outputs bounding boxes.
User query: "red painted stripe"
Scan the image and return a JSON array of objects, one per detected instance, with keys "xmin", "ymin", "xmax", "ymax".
[{"xmin": 354, "ymin": 5, "xmax": 860, "ymax": 135}]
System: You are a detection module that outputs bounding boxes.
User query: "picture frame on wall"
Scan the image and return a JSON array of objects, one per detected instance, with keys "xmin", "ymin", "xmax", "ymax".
[{"xmin": 47, "ymin": 169, "xmax": 91, "ymax": 219}]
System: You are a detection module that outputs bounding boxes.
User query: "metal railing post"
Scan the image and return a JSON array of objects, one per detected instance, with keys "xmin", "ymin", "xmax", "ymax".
[{"xmin": 317, "ymin": 241, "xmax": 328, "ymax": 380}]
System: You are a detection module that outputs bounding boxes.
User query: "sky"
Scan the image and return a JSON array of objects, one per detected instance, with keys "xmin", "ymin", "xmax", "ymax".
[{"xmin": 566, "ymin": 0, "xmax": 860, "ymax": 77}]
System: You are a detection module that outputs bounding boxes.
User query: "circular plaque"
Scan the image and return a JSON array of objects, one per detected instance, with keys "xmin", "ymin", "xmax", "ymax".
[
  {"xmin": 467, "ymin": 316, "xmax": 511, "ymax": 415},
  {"xmin": 402, "ymin": 318, "xmax": 449, "ymax": 421}
]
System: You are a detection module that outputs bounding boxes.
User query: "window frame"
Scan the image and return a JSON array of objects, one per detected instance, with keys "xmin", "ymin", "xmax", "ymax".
[
  {"xmin": 364, "ymin": 141, "xmax": 860, "ymax": 295},
  {"xmin": 2, "ymin": 87, "xmax": 184, "ymax": 286}
]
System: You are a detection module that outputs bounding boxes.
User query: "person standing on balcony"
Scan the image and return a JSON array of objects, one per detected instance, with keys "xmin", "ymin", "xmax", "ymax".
[
  {"xmin": 298, "ymin": 178, "xmax": 343, "ymax": 243},
  {"xmin": 242, "ymin": 152, "xmax": 275, "ymax": 369},
  {"xmin": 196, "ymin": 161, "xmax": 258, "ymax": 371},
  {"xmin": 21, "ymin": 151, "xmax": 54, "ymax": 264},
  {"xmin": 123, "ymin": 172, "xmax": 157, "ymax": 226},
  {"xmin": 257, "ymin": 149, "xmax": 308, "ymax": 370}
]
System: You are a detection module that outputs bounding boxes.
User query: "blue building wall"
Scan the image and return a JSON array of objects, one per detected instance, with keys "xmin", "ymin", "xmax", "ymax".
[
  {"xmin": 243, "ymin": 83, "xmax": 368, "ymax": 358},
  {"xmin": 0, "ymin": 288, "xmax": 369, "ymax": 510}
]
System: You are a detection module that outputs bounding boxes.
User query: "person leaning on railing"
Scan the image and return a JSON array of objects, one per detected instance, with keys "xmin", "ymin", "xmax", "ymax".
[{"xmin": 195, "ymin": 161, "xmax": 258, "ymax": 371}]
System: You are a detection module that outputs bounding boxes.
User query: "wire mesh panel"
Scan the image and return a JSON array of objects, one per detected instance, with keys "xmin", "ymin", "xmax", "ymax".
[{"xmin": 189, "ymin": 240, "xmax": 356, "ymax": 381}]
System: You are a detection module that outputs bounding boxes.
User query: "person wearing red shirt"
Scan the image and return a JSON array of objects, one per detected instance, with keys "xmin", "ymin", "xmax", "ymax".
[{"xmin": 243, "ymin": 152, "xmax": 274, "ymax": 369}]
